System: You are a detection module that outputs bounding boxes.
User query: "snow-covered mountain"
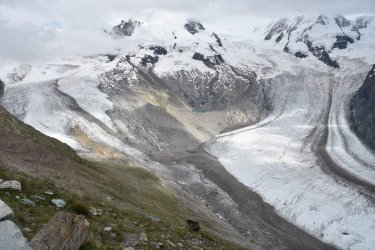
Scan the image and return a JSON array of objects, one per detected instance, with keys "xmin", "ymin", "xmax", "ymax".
[
  {"xmin": 1, "ymin": 14, "xmax": 375, "ymax": 250},
  {"xmin": 263, "ymin": 15, "xmax": 375, "ymax": 68}
]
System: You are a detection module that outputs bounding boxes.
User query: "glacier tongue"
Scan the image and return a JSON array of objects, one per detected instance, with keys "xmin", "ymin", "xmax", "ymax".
[
  {"xmin": 206, "ymin": 60, "xmax": 375, "ymax": 249},
  {"xmin": 1, "ymin": 14, "xmax": 375, "ymax": 250}
]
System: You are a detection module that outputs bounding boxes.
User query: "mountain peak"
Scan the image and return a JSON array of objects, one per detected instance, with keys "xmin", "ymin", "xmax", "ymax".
[
  {"xmin": 111, "ymin": 19, "xmax": 141, "ymax": 37},
  {"xmin": 184, "ymin": 20, "xmax": 205, "ymax": 35}
]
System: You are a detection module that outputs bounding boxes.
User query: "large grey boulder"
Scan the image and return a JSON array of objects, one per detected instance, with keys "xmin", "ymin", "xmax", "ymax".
[
  {"xmin": 30, "ymin": 212, "xmax": 89, "ymax": 250},
  {"xmin": 0, "ymin": 198, "xmax": 14, "ymax": 221},
  {"xmin": 0, "ymin": 180, "xmax": 22, "ymax": 191},
  {"xmin": 0, "ymin": 220, "xmax": 32, "ymax": 250}
]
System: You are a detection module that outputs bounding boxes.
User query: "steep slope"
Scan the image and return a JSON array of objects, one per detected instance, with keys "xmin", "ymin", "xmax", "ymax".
[
  {"xmin": 0, "ymin": 20, "xmax": 269, "ymax": 156},
  {"xmin": 1, "ymin": 14, "xmax": 375, "ymax": 250},
  {"xmin": 351, "ymin": 64, "xmax": 375, "ymax": 149},
  {"xmin": 263, "ymin": 15, "xmax": 374, "ymax": 68},
  {"xmin": 0, "ymin": 106, "xmax": 250, "ymax": 249}
]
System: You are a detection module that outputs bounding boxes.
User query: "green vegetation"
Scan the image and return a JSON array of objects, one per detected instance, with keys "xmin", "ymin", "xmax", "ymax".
[
  {"xmin": 0, "ymin": 165, "xmax": 242, "ymax": 249},
  {"xmin": 0, "ymin": 106, "xmax": 244, "ymax": 249}
]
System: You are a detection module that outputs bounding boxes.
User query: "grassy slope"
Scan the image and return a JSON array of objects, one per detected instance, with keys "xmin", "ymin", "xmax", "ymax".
[{"xmin": 0, "ymin": 106, "xmax": 243, "ymax": 249}]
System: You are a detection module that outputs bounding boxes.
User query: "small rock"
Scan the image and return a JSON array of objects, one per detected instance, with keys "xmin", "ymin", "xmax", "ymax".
[
  {"xmin": 0, "ymin": 179, "xmax": 3, "ymax": 183},
  {"xmin": 24, "ymin": 228, "xmax": 32, "ymax": 233},
  {"xmin": 51, "ymin": 199, "xmax": 66, "ymax": 208},
  {"xmin": 177, "ymin": 242, "xmax": 184, "ymax": 247},
  {"xmin": 0, "ymin": 220, "xmax": 32, "ymax": 250},
  {"xmin": 123, "ymin": 233, "xmax": 140, "ymax": 247},
  {"xmin": 20, "ymin": 199, "xmax": 35, "ymax": 206},
  {"xmin": 30, "ymin": 212, "xmax": 89, "ymax": 250},
  {"xmin": 30, "ymin": 195, "xmax": 45, "ymax": 201},
  {"xmin": 123, "ymin": 247, "xmax": 135, "ymax": 250},
  {"xmin": 0, "ymin": 198, "xmax": 14, "ymax": 221},
  {"xmin": 104, "ymin": 226, "xmax": 112, "ymax": 232},
  {"xmin": 140, "ymin": 232, "xmax": 148, "ymax": 242},
  {"xmin": 89, "ymin": 207, "xmax": 99, "ymax": 216},
  {"xmin": 166, "ymin": 240, "xmax": 176, "ymax": 247},
  {"xmin": 147, "ymin": 215, "xmax": 161, "ymax": 222},
  {"xmin": 156, "ymin": 242, "xmax": 163, "ymax": 249},
  {"xmin": 186, "ymin": 219, "xmax": 200, "ymax": 232},
  {"xmin": 16, "ymin": 196, "xmax": 20, "ymax": 199},
  {"xmin": 44, "ymin": 191, "xmax": 54, "ymax": 195},
  {"xmin": 0, "ymin": 180, "xmax": 21, "ymax": 191}
]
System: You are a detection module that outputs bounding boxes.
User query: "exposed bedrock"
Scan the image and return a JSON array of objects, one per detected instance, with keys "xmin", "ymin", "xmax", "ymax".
[{"xmin": 351, "ymin": 64, "xmax": 375, "ymax": 149}]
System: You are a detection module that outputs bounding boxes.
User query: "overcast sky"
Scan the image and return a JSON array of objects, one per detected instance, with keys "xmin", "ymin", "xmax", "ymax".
[{"xmin": 0, "ymin": 0, "xmax": 374, "ymax": 63}]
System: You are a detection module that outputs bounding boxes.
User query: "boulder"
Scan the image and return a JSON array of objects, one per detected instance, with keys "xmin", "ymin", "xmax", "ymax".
[
  {"xmin": 140, "ymin": 232, "xmax": 148, "ymax": 242},
  {"xmin": 51, "ymin": 199, "xmax": 66, "ymax": 208},
  {"xmin": 0, "ymin": 180, "xmax": 22, "ymax": 191},
  {"xmin": 20, "ymin": 199, "xmax": 36, "ymax": 206},
  {"xmin": 0, "ymin": 220, "xmax": 32, "ymax": 250},
  {"xmin": 30, "ymin": 212, "xmax": 89, "ymax": 250},
  {"xmin": 186, "ymin": 219, "xmax": 200, "ymax": 231},
  {"xmin": 0, "ymin": 198, "xmax": 14, "ymax": 221},
  {"xmin": 30, "ymin": 195, "xmax": 45, "ymax": 202}
]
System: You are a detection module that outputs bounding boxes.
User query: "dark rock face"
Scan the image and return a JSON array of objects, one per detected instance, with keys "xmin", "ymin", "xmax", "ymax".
[
  {"xmin": 100, "ymin": 54, "xmax": 117, "ymax": 62},
  {"xmin": 186, "ymin": 220, "xmax": 200, "ymax": 231},
  {"xmin": 184, "ymin": 21, "xmax": 205, "ymax": 35},
  {"xmin": 352, "ymin": 17, "xmax": 370, "ymax": 40},
  {"xmin": 112, "ymin": 19, "xmax": 140, "ymax": 36},
  {"xmin": 192, "ymin": 53, "xmax": 224, "ymax": 68},
  {"xmin": 150, "ymin": 46, "xmax": 167, "ymax": 55},
  {"xmin": 275, "ymin": 32, "xmax": 284, "ymax": 43},
  {"xmin": 335, "ymin": 15, "xmax": 351, "ymax": 28},
  {"xmin": 294, "ymin": 51, "xmax": 308, "ymax": 58},
  {"xmin": 0, "ymin": 79, "xmax": 4, "ymax": 98},
  {"xmin": 316, "ymin": 15, "xmax": 328, "ymax": 25},
  {"xmin": 264, "ymin": 18, "xmax": 287, "ymax": 40},
  {"xmin": 30, "ymin": 212, "xmax": 89, "ymax": 250},
  {"xmin": 141, "ymin": 55, "xmax": 159, "ymax": 66},
  {"xmin": 212, "ymin": 33, "xmax": 223, "ymax": 47},
  {"xmin": 305, "ymin": 39, "xmax": 339, "ymax": 68},
  {"xmin": 352, "ymin": 65, "xmax": 375, "ymax": 149},
  {"xmin": 332, "ymin": 35, "xmax": 354, "ymax": 50}
]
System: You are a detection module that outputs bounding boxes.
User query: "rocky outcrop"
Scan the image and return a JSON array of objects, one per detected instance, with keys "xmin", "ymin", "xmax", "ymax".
[
  {"xmin": 111, "ymin": 19, "xmax": 140, "ymax": 37},
  {"xmin": 0, "ymin": 79, "xmax": 4, "ymax": 97},
  {"xmin": 149, "ymin": 46, "xmax": 167, "ymax": 55},
  {"xmin": 332, "ymin": 35, "xmax": 354, "ymax": 50},
  {"xmin": 30, "ymin": 212, "xmax": 89, "ymax": 250},
  {"xmin": 186, "ymin": 219, "xmax": 200, "ymax": 231},
  {"xmin": 192, "ymin": 52, "xmax": 224, "ymax": 68},
  {"xmin": 352, "ymin": 65, "xmax": 375, "ymax": 149},
  {"xmin": 0, "ymin": 180, "xmax": 22, "ymax": 191},
  {"xmin": 184, "ymin": 21, "xmax": 205, "ymax": 35},
  {"xmin": 212, "ymin": 33, "xmax": 223, "ymax": 47},
  {"xmin": 141, "ymin": 55, "xmax": 159, "ymax": 66},
  {"xmin": 0, "ymin": 199, "xmax": 14, "ymax": 221},
  {"xmin": 0, "ymin": 220, "xmax": 32, "ymax": 250},
  {"xmin": 304, "ymin": 39, "xmax": 339, "ymax": 68},
  {"xmin": 335, "ymin": 15, "xmax": 351, "ymax": 28},
  {"xmin": 264, "ymin": 18, "xmax": 288, "ymax": 40}
]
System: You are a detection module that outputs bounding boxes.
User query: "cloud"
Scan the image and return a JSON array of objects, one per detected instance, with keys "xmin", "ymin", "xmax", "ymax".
[{"xmin": 0, "ymin": 0, "xmax": 374, "ymax": 63}]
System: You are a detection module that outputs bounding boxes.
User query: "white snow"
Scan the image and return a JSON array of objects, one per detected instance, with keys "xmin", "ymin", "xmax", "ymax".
[
  {"xmin": 57, "ymin": 76, "xmax": 115, "ymax": 130},
  {"xmin": 207, "ymin": 58, "xmax": 375, "ymax": 250},
  {"xmin": 1, "ymin": 14, "xmax": 375, "ymax": 250}
]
